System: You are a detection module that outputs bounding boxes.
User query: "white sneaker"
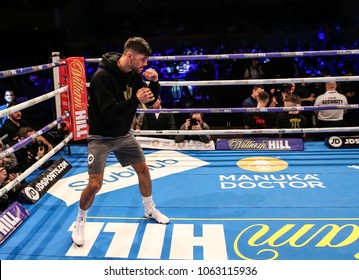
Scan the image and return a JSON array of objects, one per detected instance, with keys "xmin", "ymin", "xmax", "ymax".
[
  {"xmin": 145, "ymin": 207, "xmax": 170, "ymax": 224},
  {"xmin": 72, "ymin": 217, "xmax": 86, "ymax": 246}
]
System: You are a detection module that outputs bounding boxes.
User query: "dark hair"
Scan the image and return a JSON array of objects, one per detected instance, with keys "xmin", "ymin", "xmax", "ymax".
[
  {"xmin": 284, "ymin": 95, "xmax": 297, "ymax": 104},
  {"xmin": 124, "ymin": 37, "xmax": 152, "ymax": 56},
  {"xmin": 7, "ymin": 101, "xmax": 17, "ymax": 108},
  {"xmin": 257, "ymin": 91, "xmax": 269, "ymax": 102},
  {"xmin": 281, "ymin": 83, "xmax": 292, "ymax": 92},
  {"xmin": 189, "ymin": 112, "xmax": 203, "ymax": 119},
  {"xmin": 17, "ymin": 126, "xmax": 34, "ymax": 139},
  {"xmin": 253, "ymin": 84, "xmax": 265, "ymax": 90}
]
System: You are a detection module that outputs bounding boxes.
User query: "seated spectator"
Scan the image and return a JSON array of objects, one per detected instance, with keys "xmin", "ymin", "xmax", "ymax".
[
  {"xmin": 14, "ymin": 126, "xmax": 49, "ymax": 172},
  {"xmin": 1, "ymin": 102, "xmax": 30, "ymax": 143},
  {"xmin": 243, "ymin": 91, "xmax": 276, "ymax": 137},
  {"xmin": 0, "ymin": 89, "xmax": 16, "ymax": 127},
  {"xmin": 276, "ymin": 95, "xmax": 308, "ymax": 138},
  {"xmin": 0, "ymin": 138, "xmax": 18, "ymax": 167},
  {"xmin": 0, "ymin": 143, "xmax": 21, "ymax": 211},
  {"xmin": 2, "ymin": 102, "xmax": 53, "ymax": 150},
  {"xmin": 140, "ymin": 96, "xmax": 177, "ymax": 139},
  {"xmin": 175, "ymin": 113, "xmax": 211, "ymax": 143},
  {"xmin": 313, "ymin": 81, "xmax": 348, "ymax": 140},
  {"xmin": 243, "ymin": 59, "xmax": 265, "ymax": 79}
]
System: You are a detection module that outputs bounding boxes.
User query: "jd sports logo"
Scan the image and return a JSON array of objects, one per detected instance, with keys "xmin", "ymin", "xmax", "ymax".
[
  {"xmin": 328, "ymin": 136, "xmax": 342, "ymax": 148},
  {"xmin": 237, "ymin": 157, "xmax": 288, "ymax": 172}
]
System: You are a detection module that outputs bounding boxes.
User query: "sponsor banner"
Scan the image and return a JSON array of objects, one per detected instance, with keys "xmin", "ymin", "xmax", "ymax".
[
  {"xmin": 136, "ymin": 136, "xmax": 215, "ymax": 150},
  {"xmin": 58, "ymin": 59, "xmax": 72, "ymax": 132},
  {"xmin": 66, "ymin": 57, "xmax": 88, "ymax": 141},
  {"xmin": 18, "ymin": 158, "xmax": 72, "ymax": 204},
  {"xmin": 65, "ymin": 219, "xmax": 359, "ymax": 260},
  {"xmin": 0, "ymin": 201, "xmax": 30, "ymax": 245},
  {"xmin": 48, "ymin": 150, "xmax": 210, "ymax": 206},
  {"xmin": 216, "ymin": 138, "xmax": 303, "ymax": 151},
  {"xmin": 325, "ymin": 135, "xmax": 359, "ymax": 148}
]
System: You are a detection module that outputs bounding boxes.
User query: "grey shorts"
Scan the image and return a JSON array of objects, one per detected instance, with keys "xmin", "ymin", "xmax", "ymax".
[{"xmin": 87, "ymin": 133, "xmax": 145, "ymax": 174}]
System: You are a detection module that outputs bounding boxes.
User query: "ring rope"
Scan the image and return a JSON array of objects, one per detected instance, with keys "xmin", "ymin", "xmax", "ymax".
[
  {"xmin": 0, "ymin": 86, "xmax": 68, "ymax": 118},
  {"xmin": 0, "ymin": 133, "xmax": 73, "ymax": 197},
  {"xmin": 0, "ymin": 59, "xmax": 72, "ymax": 198},
  {"xmin": 137, "ymin": 104, "xmax": 359, "ymax": 114},
  {"xmin": 158, "ymin": 76, "xmax": 359, "ymax": 86},
  {"xmin": 0, "ymin": 61, "xmax": 66, "ymax": 79},
  {"xmin": 134, "ymin": 126, "xmax": 359, "ymax": 136},
  {"xmin": 0, "ymin": 112, "xmax": 70, "ymax": 160},
  {"xmin": 85, "ymin": 76, "xmax": 359, "ymax": 89},
  {"xmin": 84, "ymin": 49, "xmax": 359, "ymax": 63}
]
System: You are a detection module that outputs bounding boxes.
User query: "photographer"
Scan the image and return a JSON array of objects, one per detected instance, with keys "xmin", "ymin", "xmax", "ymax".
[
  {"xmin": 0, "ymin": 144, "xmax": 20, "ymax": 211},
  {"xmin": 14, "ymin": 126, "xmax": 48, "ymax": 173},
  {"xmin": 1, "ymin": 102, "xmax": 54, "ymax": 151},
  {"xmin": 175, "ymin": 113, "xmax": 211, "ymax": 143}
]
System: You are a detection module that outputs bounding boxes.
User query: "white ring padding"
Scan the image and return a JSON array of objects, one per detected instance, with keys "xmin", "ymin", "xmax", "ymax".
[
  {"xmin": 0, "ymin": 133, "xmax": 73, "ymax": 197},
  {"xmin": 133, "ymin": 126, "xmax": 359, "ymax": 136},
  {"xmin": 0, "ymin": 86, "xmax": 68, "ymax": 118}
]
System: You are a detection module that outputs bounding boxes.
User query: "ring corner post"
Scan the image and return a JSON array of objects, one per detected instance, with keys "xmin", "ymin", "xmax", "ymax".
[{"xmin": 65, "ymin": 56, "xmax": 89, "ymax": 141}]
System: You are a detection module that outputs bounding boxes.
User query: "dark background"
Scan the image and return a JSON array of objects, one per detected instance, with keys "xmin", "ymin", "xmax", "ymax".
[
  {"xmin": 1, "ymin": 0, "xmax": 358, "ymax": 67},
  {"xmin": 0, "ymin": 0, "xmax": 358, "ymax": 129}
]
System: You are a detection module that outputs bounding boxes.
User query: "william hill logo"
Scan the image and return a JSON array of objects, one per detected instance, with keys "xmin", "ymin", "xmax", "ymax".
[
  {"xmin": 67, "ymin": 57, "xmax": 88, "ymax": 140},
  {"xmin": 219, "ymin": 138, "xmax": 303, "ymax": 151},
  {"xmin": 69, "ymin": 59, "xmax": 86, "ymax": 111}
]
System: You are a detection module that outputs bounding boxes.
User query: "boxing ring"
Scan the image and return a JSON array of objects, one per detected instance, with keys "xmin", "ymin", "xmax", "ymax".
[{"xmin": 0, "ymin": 48, "xmax": 359, "ymax": 267}]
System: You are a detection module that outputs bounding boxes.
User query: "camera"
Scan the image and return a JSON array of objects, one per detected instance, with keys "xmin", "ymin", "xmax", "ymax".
[
  {"xmin": 37, "ymin": 140, "xmax": 45, "ymax": 148},
  {"xmin": 272, "ymin": 87, "xmax": 283, "ymax": 105},
  {"xmin": 188, "ymin": 118, "xmax": 199, "ymax": 130},
  {"xmin": 27, "ymin": 139, "xmax": 47, "ymax": 156},
  {"xmin": 3, "ymin": 162, "xmax": 19, "ymax": 177},
  {"xmin": 190, "ymin": 118, "xmax": 199, "ymax": 126}
]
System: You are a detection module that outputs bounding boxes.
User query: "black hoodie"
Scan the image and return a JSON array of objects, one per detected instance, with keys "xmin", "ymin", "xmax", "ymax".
[{"xmin": 88, "ymin": 52, "xmax": 160, "ymax": 137}]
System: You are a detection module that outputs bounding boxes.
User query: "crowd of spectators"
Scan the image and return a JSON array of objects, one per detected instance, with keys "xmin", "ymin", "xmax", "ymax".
[{"xmin": 1, "ymin": 18, "xmax": 359, "ymax": 139}]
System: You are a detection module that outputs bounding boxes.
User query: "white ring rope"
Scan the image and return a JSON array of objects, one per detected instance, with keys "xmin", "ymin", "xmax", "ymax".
[
  {"xmin": 0, "ymin": 133, "xmax": 73, "ymax": 197},
  {"xmin": 0, "ymin": 61, "xmax": 66, "ymax": 78},
  {"xmin": 0, "ymin": 61, "xmax": 71, "ymax": 198},
  {"xmin": 85, "ymin": 48, "xmax": 359, "ymax": 63},
  {"xmin": 136, "ymin": 105, "xmax": 359, "ymax": 114},
  {"xmin": 0, "ymin": 112, "xmax": 70, "ymax": 160},
  {"xmin": 158, "ymin": 76, "xmax": 359, "ymax": 86},
  {"xmin": 0, "ymin": 86, "xmax": 68, "ymax": 118},
  {"xmin": 133, "ymin": 127, "xmax": 359, "ymax": 136},
  {"xmin": 85, "ymin": 76, "xmax": 359, "ymax": 88}
]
